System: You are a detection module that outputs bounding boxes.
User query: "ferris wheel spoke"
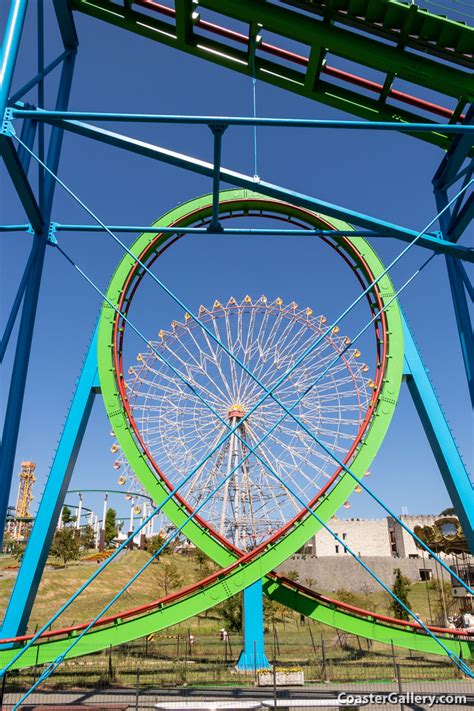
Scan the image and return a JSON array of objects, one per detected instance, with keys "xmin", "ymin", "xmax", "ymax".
[
  {"xmin": 250, "ymin": 419, "xmax": 337, "ymax": 487},
  {"xmin": 221, "ymin": 310, "xmax": 242, "ymax": 403},
  {"xmin": 186, "ymin": 430, "xmax": 231, "ymax": 512},
  {"xmin": 196, "ymin": 320, "xmax": 239, "ymax": 403},
  {"xmin": 245, "ymin": 420, "xmax": 326, "ymax": 503},
  {"xmin": 238, "ymin": 309, "xmax": 279, "ymax": 404},
  {"xmin": 239, "ymin": 309, "xmax": 265, "ymax": 401},
  {"xmin": 240, "ymin": 307, "xmax": 296, "ymax": 402},
  {"xmin": 163, "ymin": 339, "xmax": 235, "ymax": 407},
  {"xmin": 274, "ymin": 419, "xmax": 353, "ymax": 456}
]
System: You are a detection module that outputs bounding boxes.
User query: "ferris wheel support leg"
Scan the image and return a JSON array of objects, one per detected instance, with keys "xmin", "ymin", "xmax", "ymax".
[
  {"xmin": 0, "ymin": 326, "xmax": 99, "ymax": 643},
  {"xmin": 236, "ymin": 579, "xmax": 270, "ymax": 671},
  {"xmin": 402, "ymin": 314, "xmax": 474, "ymax": 553}
]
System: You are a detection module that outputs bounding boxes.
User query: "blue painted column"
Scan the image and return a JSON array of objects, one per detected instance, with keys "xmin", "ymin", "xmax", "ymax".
[
  {"xmin": 402, "ymin": 314, "xmax": 474, "ymax": 552},
  {"xmin": 0, "ymin": 0, "xmax": 31, "ymax": 547},
  {"xmin": 0, "ymin": 0, "xmax": 28, "ymax": 117},
  {"xmin": 0, "ymin": 326, "xmax": 99, "ymax": 641},
  {"xmin": 236, "ymin": 579, "xmax": 270, "ymax": 671}
]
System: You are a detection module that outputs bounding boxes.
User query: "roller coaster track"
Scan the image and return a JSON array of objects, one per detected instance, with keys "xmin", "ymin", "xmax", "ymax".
[
  {"xmin": 0, "ymin": 567, "xmax": 472, "ymax": 670},
  {"xmin": 70, "ymin": 0, "xmax": 474, "ymax": 150}
]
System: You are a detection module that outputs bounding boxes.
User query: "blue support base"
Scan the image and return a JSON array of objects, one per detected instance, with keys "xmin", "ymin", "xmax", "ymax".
[{"xmin": 236, "ymin": 579, "xmax": 270, "ymax": 671}]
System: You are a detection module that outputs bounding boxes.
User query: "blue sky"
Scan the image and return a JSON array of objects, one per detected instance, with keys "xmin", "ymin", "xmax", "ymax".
[{"xmin": 1, "ymin": 2, "xmax": 472, "ymax": 527}]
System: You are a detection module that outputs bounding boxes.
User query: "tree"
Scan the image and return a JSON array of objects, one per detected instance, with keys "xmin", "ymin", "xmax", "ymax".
[
  {"xmin": 158, "ymin": 559, "xmax": 184, "ymax": 596},
  {"xmin": 147, "ymin": 533, "xmax": 166, "ymax": 558},
  {"xmin": 335, "ymin": 589, "xmax": 359, "ymax": 607},
  {"xmin": 51, "ymin": 528, "xmax": 81, "ymax": 567},
  {"xmin": 218, "ymin": 593, "xmax": 243, "ymax": 633},
  {"xmin": 80, "ymin": 524, "xmax": 95, "ymax": 550},
  {"xmin": 193, "ymin": 548, "xmax": 217, "ymax": 577},
  {"xmin": 4, "ymin": 533, "xmax": 26, "ymax": 562},
  {"xmin": 389, "ymin": 568, "xmax": 411, "ymax": 621},
  {"xmin": 104, "ymin": 508, "xmax": 118, "ymax": 546},
  {"xmin": 61, "ymin": 506, "xmax": 76, "ymax": 526},
  {"xmin": 263, "ymin": 597, "xmax": 289, "ymax": 628}
]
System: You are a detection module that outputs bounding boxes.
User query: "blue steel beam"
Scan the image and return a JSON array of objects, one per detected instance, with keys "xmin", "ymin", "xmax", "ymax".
[
  {"xmin": 10, "ymin": 110, "xmax": 474, "ymax": 134},
  {"xmin": 54, "ymin": 224, "xmax": 382, "ymax": 236},
  {"xmin": 0, "ymin": 0, "xmax": 28, "ymax": 117},
  {"xmin": 0, "ymin": 224, "xmax": 29, "ymax": 232},
  {"xmin": 50, "ymin": 224, "xmax": 468, "ymax": 258},
  {"xmin": 52, "ymin": 0, "xmax": 79, "ymax": 50},
  {"xmin": 0, "ymin": 240, "xmax": 38, "ymax": 363},
  {"xmin": 0, "ymin": 135, "xmax": 43, "ymax": 232},
  {"xmin": 402, "ymin": 315, "xmax": 474, "ymax": 552},
  {"xmin": 448, "ymin": 165, "xmax": 473, "ymax": 232},
  {"xmin": 448, "ymin": 193, "xmax": 474, "ymax": 242},
  {"xmin": 433, "ymin": 107, "xmax": 474, "ymax": 192},
  {"xmin": 0, "ymin": 52, "xmax": 75, "ymax": 554},
  {"xmin": 435, "ymin": 188, "xmax": 474, "ymax": 406},
  {"xmin": 9, "ymin": 50, "xmax": 72, "ymax": 105},
  {"xmin": 209, "ymin": 124, "xmax": 226, "ymax": 232},
  {"xmin": 456, "ymin": 260, "xmax": 474, "ymax": 302},
  {"xmin": 24, "ymin": 116, "xmax": 474, "ymax": 261},
  {"xmin": 16, "ymin": 112, "xmax": 38, "ymax": 173},
  {"xmin": 0, "ymin": 327, "xmax": 99, "ymax": 640}
]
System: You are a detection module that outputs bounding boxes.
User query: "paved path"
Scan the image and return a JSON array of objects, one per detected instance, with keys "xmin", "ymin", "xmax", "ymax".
[{"xmin": 3, "ymin": 681, "xmax": 474, "ymax": 709}]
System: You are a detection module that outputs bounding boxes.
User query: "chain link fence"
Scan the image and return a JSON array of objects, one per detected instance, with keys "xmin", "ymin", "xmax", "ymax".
[{"xmin": 1, "ymin": 629, "xmax": 472, "ymax": 709}]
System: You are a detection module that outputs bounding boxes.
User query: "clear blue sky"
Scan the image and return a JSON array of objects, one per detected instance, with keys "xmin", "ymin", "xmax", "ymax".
[{"xmin": 1, "ymin": 2, "xmax": 472, "ymax": 526}]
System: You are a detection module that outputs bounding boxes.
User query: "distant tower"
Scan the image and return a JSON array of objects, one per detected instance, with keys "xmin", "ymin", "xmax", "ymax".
[{"xmin": 13, "ymin": 462, "xmax": 36, "ymax": 540}]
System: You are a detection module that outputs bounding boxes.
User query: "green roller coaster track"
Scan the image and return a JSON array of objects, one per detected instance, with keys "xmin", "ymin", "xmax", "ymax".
[{"xmin": 70, "ymin": 0, "xmax": 474, "ymax": 151}]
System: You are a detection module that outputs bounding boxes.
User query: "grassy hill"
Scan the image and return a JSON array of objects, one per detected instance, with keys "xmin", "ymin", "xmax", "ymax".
[{"xmin": 0, "ymin": 548, "xmax": 451, "ymax": 634}]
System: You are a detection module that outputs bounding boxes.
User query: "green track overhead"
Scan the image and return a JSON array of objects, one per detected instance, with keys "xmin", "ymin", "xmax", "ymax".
[{"xmin": 70, "ymin": 0, "xmax": 473, "ymax": 150}]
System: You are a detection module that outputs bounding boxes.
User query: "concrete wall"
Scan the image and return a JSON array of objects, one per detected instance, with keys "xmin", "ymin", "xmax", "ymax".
[
  {"xmin": 312, "ymin": 517, "xmax": 392, "ymax": 557},
  {"xmin": 277, "ymin": 555, "xmax": 454, "ymax": 593},
  {"xmin": 306, "ymin": 514, "xmax": 448, "ymax": 559}
]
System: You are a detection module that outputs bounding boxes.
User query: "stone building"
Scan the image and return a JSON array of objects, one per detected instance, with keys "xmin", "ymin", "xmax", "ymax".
[
  {"xmin": 277, "ymin": 514, "xmax": 469, "ymax": 593},
  {"xmin": 305, "ymin": 514, "xmax": 449, "ymax": 559}
]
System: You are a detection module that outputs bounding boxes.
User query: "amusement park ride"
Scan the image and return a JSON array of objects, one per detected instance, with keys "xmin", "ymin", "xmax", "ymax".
[
  {"xmin": 0, "ymin": 0, "xmax": 473, "ymax": 701},
  {"xmin": 5, "ymin": 461, "xmax": 36, "ymax": 542}
]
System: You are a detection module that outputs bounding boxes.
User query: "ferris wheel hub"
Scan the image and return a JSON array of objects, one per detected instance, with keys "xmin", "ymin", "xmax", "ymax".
[{"xmin": 228, "ymin": 404, "xmax": 245, "ymax": 420}]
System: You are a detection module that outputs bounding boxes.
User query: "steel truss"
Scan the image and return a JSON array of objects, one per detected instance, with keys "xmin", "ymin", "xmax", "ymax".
[{"xmin": 0, "ymin": 0, "xmax": 473, "ymax": 672}]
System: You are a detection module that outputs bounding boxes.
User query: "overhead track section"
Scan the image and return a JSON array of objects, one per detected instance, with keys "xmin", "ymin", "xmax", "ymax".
[{"xmin": 69, "ymin": 0, "xmax": 474, "ymax": 150}]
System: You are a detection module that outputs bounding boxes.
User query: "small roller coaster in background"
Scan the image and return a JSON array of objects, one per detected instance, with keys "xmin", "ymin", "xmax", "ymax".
[{"xmin": 0, "ymin": 0, "xmax": 473, "ymax": 689}]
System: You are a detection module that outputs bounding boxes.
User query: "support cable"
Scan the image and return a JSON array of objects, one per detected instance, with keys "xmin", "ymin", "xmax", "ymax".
[{"xmin": 250, "ymin": 32, "xmax": 259, "ymax": 182}]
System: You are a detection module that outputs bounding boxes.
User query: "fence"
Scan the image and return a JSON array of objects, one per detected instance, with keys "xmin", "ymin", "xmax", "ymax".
[{"xmin": 1, "ymin": 630, "xmax": 473, "ymax": 708}]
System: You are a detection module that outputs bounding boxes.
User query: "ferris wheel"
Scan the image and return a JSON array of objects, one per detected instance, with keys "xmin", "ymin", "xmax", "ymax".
[{"xmin": 117, "ymin": 296, "xmax": 372, "ymax": 551}]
